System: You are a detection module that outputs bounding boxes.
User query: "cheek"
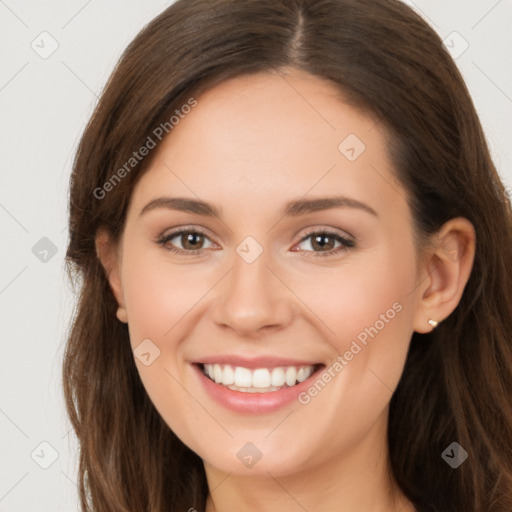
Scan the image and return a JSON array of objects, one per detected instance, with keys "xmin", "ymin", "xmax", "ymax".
[
  {"xmin": 121, "ymin": 248, "xmax": 209, "ymax": 346},
  {"xmin": 291, "ymin": 250, "xmax": 415, "ymax": 346},
  {"xmin": 280, "ymin": 253, "xmax": 416, "ymax": 457},
  {"xmin": 119, "ymin": 249, "xmax": 211, "ymax": 441},
  {"xmin": 289, "ymin": 247, "xmax": 417, "ymax": 398}
]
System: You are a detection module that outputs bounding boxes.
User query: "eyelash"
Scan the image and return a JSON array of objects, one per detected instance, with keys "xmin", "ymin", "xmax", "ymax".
[{"xmin": 155, "ymin": 226, "xmax": 355, "ymax": 258}]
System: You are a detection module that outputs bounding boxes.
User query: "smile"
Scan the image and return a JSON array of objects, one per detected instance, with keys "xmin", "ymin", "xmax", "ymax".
[
  {"xmin": 193, "ymin": 360, "xmax": 325, "ymax": 414},
  {"xmin": 201, "ymin": 363, "xmax": 317, "ymax": 392}
]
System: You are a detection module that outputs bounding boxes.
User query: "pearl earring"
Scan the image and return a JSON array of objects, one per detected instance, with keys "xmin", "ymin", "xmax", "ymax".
[{"xmin": 428, "ymin": 319, "xmax": 438, "ymax": 328}]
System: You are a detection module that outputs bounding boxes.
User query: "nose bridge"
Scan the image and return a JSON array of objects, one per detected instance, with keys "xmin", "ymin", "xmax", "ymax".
[{"xmin": 212, "ymin": 243, "xmax": 294, "ymax": 336}]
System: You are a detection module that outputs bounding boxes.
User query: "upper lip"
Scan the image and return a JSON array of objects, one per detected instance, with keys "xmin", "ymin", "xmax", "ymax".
[{"xmin": 192, "ymin": 355, "xmax": 323, "ymax": 369}]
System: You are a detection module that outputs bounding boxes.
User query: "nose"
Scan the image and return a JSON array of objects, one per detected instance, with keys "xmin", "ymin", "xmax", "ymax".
[{"xmin": 211, "ymin": 249, "xmax": 296, "ymax": 338}]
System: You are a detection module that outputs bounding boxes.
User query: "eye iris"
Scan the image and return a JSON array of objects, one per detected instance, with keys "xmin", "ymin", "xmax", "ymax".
[
  {"xmin": 182, "ymin": 232, "xmax": 204, "ymax": 250},
  {"xmin": 311, "ymin": 234, "xmax": 335, "ymax": 251}
]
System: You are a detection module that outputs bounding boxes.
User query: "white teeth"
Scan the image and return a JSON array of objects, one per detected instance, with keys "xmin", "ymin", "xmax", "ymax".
[
  {"xmin": 202, "ymin": 363, "xmax": 315, "ymax": 391},
  {"xmin": 234, "ymin": 366, "xmax": 252, "ymax": 387},
  {"xmin": 285, "ymin": 367, "xmax": 297, "ymax": 386},
  {"xmin": 222, "ymin": 365, "xmax": 235, "ymax": 385},
  {"xmin": 252, "ymin": 368, "xmax": 271, "ymax": 388},
  {"xmin": 213, "ymin": 364, "xmax": 223, "ymax": 384},
  {"xmin": 271, "ymin": 367, "xmax": 286, "ymax": 387},
  {"xmin": 296, "ymin": 367, "xmax": 311, "ymax": 382}
]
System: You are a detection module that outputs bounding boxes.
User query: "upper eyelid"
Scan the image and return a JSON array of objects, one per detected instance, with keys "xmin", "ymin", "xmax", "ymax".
[{"xmin": 297, "ymin": 226, "xmax": 354, "ymax": 241}]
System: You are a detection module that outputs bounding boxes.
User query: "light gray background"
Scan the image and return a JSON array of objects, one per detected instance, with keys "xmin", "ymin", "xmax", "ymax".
[{"xmin": 0, "ymin": 1, "xmax": 511, "ymax": 510}]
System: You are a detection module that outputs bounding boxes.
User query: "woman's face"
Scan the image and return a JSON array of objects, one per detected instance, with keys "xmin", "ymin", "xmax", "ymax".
[{"xmin": 108, "ymin": 69, "xmax": 425, "ymax": 477}]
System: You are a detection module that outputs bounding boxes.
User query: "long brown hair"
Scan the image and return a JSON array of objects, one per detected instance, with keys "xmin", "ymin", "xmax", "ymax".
[{"xmin": 63, "ymin": 0, "xmax": 512, "ymax": 510}]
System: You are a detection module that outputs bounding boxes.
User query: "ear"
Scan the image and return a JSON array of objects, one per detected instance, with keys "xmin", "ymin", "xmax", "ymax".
[
  {"xmin": 95, "ymin": 227, "xmax": 128, "ymax": 323},
  {"xmin": 413, "ymin": 217, "xmax": 476, "ymax": 333}
]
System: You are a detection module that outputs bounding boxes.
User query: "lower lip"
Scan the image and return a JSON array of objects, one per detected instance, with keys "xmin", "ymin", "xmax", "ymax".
[{"xmin": 192, "ymin": 364, "xmax": 323, "ymax": 414}]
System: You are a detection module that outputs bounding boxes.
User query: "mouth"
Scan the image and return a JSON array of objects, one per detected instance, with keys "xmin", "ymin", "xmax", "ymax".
[
  {"xmin": 191, "ymin": 355, "xmax": 326, "ymax": 413},
  {"xmin": 197, "ymin": 362, "xmax": 324, "ymax": 393}
]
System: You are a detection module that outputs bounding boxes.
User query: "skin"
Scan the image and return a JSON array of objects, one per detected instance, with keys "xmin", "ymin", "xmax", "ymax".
[{"xmin": 96, "ymin": 67, "xmax": 475, "ymax": 512}]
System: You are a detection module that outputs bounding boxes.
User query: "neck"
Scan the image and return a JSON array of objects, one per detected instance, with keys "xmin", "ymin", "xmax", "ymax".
[{"xmin": 203, "ymin": 411, "xmax": 415, "ymax": 512}]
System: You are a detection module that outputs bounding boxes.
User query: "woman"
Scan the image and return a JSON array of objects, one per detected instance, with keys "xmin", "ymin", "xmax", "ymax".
[{"xmin": 63, "ymin": 0, "xmax": 512, "ymax": 510}]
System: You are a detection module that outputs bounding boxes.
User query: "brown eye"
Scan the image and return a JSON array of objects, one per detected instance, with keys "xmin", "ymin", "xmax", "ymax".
[
  {"xmin": 180, "ymin": 232, "xmax": 206, "ymax": 250},
  {"xmin": 156, "ymin": 228, "xmax": 216, "ymax": 254},
  {"xmin": 310, "ymin": 234, "xmax": 337, "ymax": 251},
  {"xmin": 294, "ymin": 230, "xmax": 355, "ymax": 258}
]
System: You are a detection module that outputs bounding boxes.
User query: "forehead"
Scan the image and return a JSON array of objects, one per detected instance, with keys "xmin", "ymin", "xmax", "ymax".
[
  {"xmin": 128, "ymin": 69, "xmax": 406, "ymax": 224},
  {"xmin": 164, "ymin": 69, "xmax": 377, "ymax": 167}
]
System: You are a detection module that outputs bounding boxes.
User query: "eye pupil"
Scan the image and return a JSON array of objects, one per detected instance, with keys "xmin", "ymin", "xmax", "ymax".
[
  {"xmin": 312, "ymin": 234, "xmax": 335, "ymax": 251},
  {"xmin": 183, "ymin": 232, "xmax": 204, "ymax": 250}
]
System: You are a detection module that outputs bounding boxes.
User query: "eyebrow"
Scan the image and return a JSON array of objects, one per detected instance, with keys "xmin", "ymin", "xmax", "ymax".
[{"xmin": 138, "ymin": 195, "xmax": 378, "ymax": 219}]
